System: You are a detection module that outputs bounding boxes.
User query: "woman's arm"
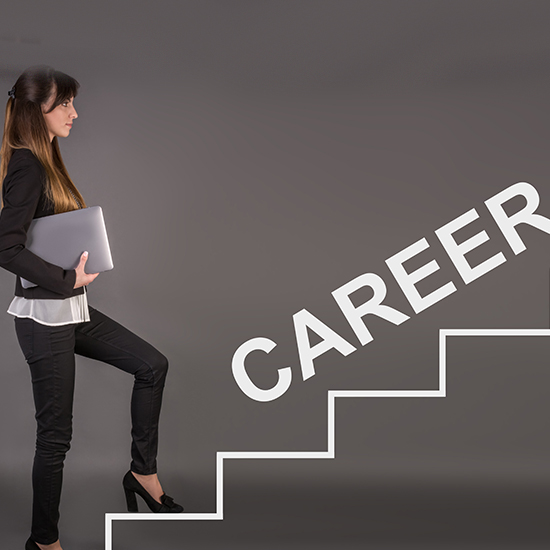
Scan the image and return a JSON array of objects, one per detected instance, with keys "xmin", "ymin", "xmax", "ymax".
[{"xmin": 0, "ymin": 152, "xmax": 77, "ymax": 297}]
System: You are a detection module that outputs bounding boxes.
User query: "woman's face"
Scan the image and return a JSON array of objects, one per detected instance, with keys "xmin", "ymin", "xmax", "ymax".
[{"xmin": 42, "ymin": 94, "xmax": 78, "ymax": 142}]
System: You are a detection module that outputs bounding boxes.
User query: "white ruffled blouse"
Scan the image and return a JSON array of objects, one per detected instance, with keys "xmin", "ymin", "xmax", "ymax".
[{"xmin": 7, "ymin": 284, "xmax": 90, "ymax": 326}]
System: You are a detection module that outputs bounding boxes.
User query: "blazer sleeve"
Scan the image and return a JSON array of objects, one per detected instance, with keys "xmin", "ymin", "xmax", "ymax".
[{"xmin": 0, "ymin": 154, "xmax": 77, "ymax": 297}]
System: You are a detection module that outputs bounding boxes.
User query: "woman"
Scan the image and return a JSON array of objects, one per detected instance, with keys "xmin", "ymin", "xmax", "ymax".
[{"xmin": 0, "ymin": 65, "xmax": 183, "ymax": 550}]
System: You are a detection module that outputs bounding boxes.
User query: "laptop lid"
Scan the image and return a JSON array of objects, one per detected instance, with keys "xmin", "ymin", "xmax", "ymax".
[{"xmin": 21, "ymin": 205, "xmax": 114, "ymax": 289}]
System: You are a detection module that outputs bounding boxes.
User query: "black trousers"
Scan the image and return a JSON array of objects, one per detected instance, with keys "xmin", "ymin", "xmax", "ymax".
[{"xmin": 14, "ymin": 305, "xmax": 169, "ymax": 545}]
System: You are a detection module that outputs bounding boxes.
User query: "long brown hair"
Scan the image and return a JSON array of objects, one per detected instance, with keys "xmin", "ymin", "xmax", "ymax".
[{"xmin": 0, "ymin": 65, "xmax": 86, "ymax": 213}]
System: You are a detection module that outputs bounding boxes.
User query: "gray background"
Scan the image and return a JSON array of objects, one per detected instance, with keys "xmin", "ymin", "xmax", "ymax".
[{"xmin": 1, "ymin": 1, "xmax": 549, "ymax": 548}]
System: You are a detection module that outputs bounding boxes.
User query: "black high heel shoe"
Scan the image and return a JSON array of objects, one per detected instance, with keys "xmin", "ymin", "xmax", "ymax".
[
  {"xmin": 122, "ymin": 470, "xmax": 183, "ymax": 513},
  {"xmin": 25, "ymin": 538, "xmax": 40, "ymax": 550}
]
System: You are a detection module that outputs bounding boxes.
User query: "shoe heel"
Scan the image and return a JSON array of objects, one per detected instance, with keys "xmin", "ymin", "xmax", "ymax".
[
  {"xmin": 25, "ymin": 538, "xmax": 40, "ymax": 550},
  {"xmin": 124, "ymin": 487, "xmax": 139, "ymax": 512}
]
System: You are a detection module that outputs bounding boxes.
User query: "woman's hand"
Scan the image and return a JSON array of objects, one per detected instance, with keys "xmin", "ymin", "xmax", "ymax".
[{"xmin": 73, "ymin": 251, "xmax": 99, "ymax": 288}]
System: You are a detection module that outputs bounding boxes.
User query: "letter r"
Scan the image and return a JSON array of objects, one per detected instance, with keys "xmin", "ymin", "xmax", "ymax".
[{"xmin": 485, "ymin": 182, "xmax": 550, "ymax": 254}]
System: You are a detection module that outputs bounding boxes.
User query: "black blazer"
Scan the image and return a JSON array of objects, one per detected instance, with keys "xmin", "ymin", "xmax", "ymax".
[{"xmin": 0, "ymin": 148, "xmax": 81, "ymax": 299}]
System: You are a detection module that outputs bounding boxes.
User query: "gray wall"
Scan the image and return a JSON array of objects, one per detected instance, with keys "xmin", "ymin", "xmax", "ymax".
[{"xmin": 1, "ymin": 1, "xmax": 549, "ymax": 548}]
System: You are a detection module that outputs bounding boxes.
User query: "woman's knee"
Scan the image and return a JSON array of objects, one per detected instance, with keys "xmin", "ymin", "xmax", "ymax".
[
  {"xmin": 36, "ymin": 430, "xmax": 72, "ymax": 457},
  {"xmin": 135, "ymin": 351, "xmax": 169, "ymax": 385},
  {"xmin": 154, "ymin": 352, "xmax": 169, "ymax": 381}
]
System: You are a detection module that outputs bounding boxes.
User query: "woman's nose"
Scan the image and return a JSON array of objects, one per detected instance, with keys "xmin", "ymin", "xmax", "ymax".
[{"xmin": 71, "ymin": 108, "xmax": 78, "ymax": 119}]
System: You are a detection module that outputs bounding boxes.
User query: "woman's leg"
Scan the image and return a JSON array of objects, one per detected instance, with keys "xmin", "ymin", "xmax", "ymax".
[
  {"xmin": 14, "ymin": 318, "xmax": 76, "ymax": 546},
  {"xmin": 73, "ymin": 306, "xmax": 169, "ymax": 475}
]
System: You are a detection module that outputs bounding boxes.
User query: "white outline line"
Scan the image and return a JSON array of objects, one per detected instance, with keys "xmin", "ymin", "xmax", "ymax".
[{"xmin": 105, "ymin": 327, "xmax": 550, "ymax": 549}]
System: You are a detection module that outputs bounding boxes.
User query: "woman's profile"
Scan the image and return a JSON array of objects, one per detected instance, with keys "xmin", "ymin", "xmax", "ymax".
[{"xmin": 0, "ymin": 65, "xmax": 183, "ymax": 550}]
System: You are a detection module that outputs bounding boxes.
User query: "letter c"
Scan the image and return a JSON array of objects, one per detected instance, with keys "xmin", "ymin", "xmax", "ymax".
[{"xmin": 231, "ymin": 337, "xmax": 292, "ymax": 402}]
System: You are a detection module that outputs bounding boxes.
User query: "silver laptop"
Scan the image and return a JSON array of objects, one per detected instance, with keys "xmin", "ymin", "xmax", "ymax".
[{"xmin": 21, "ymin": 206, "xmax": 114, "ymax": 289}]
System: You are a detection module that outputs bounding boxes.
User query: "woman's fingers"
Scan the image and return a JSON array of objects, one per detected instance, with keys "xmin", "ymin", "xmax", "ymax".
[{"xmin": 74, "ymin": 251, "xmax": 99, "ymax": 288}]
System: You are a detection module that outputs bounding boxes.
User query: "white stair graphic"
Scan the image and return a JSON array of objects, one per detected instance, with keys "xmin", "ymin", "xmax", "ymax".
[{"xmin": 104, "ymin": 327, "xmax": 550, "ymax": 549}]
